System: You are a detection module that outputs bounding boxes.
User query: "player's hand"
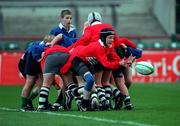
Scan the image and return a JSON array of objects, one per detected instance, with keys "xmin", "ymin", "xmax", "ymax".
[
  {"xmin": 119, "ymin": 60, "xmax": 127, "ymax": 67},
  {"xmin": 126, "ymin": 55, "xmax": 136, "ymax": 67},
  {"xmin": 45, "ymin": 42, "xmax": 52, "ymax": 47},
  {"xmin": 84, "ymin": 21, "xmax": 90, "ymax": 27},
  {"xmin": 37, "ymin": 52, "xmax": 45, "ymax": 62},
  {"xmin": 120, "ymin": 43, "xmax": 127, "ymax": 49},
  {"xmin": 69, "ymin": 48, "xmax": 74, "ymax": 53}
]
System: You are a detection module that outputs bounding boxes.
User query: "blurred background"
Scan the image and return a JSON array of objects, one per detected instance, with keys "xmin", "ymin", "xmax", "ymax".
[
  {"xmin": 0, "ymin": 0, "xmax": 179, "ymax": 49},
  {"xmin": 0, "ymin": 0, "xmax": 179, "ymax": 85}
]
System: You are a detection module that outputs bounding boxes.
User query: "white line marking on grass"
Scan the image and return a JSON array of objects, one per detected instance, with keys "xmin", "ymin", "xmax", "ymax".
[
  {"xmin": 0, "ymin": 107, "xmax": 18, "ymax": 112},
  {"xmin": 0, "ymin": 107, "xmax": 157, "ymax": 126},
  {"xmin": 46, "ymin": 112, "xmax": 156, "ymax": 126}
]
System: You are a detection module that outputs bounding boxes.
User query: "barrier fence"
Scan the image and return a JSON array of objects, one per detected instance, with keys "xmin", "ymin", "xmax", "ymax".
[{"xmin": 0, "ymin": 50, "xmax": 179, "ymax": 85}]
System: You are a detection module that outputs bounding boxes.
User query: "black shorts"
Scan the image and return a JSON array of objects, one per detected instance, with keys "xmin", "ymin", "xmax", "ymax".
[
  {"xmin": 18, "ymin": 52, "xmax": 42, "ymax": 78},
  {"xmin": 18, "ymin": 59, "xmax": 26, "ymax": 78},
  {"xmin": 112, "ymin": 66, "xmax": 126, "ymax": 77},
  {"xmin": 43, "ymin": 52, "xmax": 70, "ymax": 74},
  {"xmin": 93, "ymin": 63, "xmax": 104, "ymax": 72},
  {"xmin": 71, "ymin": 57, "xmax": 94, "ymax": 76}
]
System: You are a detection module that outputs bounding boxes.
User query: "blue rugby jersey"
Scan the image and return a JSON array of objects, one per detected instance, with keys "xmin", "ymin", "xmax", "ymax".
[
  {"xmin": 26, "ymin": 41, "xmax": 49, "ymax": 61},
  {"xmin": 50, "ymin": 23, "xmax": 77, "ymax": 47}
]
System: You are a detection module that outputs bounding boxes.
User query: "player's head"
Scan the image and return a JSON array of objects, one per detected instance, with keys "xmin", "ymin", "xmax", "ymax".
[
  {"xmin": 87, "ymin": 12, "xmax": 102, "ymax": 24},
  {"xmin": 60, "ymin": 9, "xmax": 72, "ymax": 18},
  {"xmin": 60, "ymin": 9, "xmax": 72, "ymax": 28},
  {"xmin": 43, "ymin": 35, "xmax": 55, "ymax": 43},
  {"xmin": 100, "ymin": 28, "xmax": 115, "ymax": 47}
]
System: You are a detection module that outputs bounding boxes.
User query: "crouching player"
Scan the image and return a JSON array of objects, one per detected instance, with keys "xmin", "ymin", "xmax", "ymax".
[
  {"xmin": 61, "ymin": 28, "xmax": 130, "ymax": 111},
  {"xmin": 37, "ymin": 45, "xmax": 78, "ymax": 111},
  {"xmin": 112, "ymin": 38, "xmax": 142, "ymax": 110},
  {"xmin": 18, "ymin": 35, "xmax": 55, "ymax": 111}
]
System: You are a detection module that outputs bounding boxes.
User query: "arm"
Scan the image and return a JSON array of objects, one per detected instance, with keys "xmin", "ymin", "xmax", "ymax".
[
  {"xmin": 50, "ymin": 27, "xmax": 61, "ymax": 36},
  {"xmin": 70, "ymin": 27, "xmax": 92, "ymax": 49},
  {"xmin": 82, "ymin": 21, "xmax": 90, "ymax": 34},
  {"xmin": 118, "ymin": 37, "xmax": 137, "ymax": 48},
  {"xmin": 107, "ymin": 48, "xmax": 121, "ymax": 61},
  {"xmin": 95, "ymin": 49, "xmax": 121, "ymax": 70},
  {"xmin": 61, "ymin": 34, "xmax": 78, "ymax": 47},
  {"xmin": 50, "ymin": 34, "xmax": 63, "ymax": 46}
]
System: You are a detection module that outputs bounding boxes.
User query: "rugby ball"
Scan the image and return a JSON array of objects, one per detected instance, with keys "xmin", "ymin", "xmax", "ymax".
[{"xmin": 135, "ymin": 61, "xmax": 154, "ymax": 75}]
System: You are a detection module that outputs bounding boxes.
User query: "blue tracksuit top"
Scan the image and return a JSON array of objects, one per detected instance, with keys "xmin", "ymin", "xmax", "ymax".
[{"xmin": 50, "ymin": 23, "xmax": 77, "ymax": 47}]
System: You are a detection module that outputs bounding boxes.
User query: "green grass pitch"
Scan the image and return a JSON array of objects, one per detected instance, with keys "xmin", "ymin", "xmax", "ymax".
[{"xmin": 0, "ymin": 83, "xmax": 180, "ymax": 126}]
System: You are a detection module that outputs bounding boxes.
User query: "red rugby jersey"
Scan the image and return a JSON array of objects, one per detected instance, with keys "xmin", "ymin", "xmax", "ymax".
[
  {"xmin": 61, "ymin": 40, "xmax": 121, "ymax": 74},
  {"xmin": 115, "ymin": 37, "xmax": 137, "ymax": 48},
  {"xmin": 67, "ymin": 22, "xmax": 119, "ymax": 51}
]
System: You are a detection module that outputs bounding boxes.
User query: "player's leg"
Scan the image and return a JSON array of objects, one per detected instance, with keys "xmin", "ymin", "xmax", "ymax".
[
  {"xmin": 95, "ymin": 71, "xmax": 107, "ymax": 110},
  {"xmin": 90, "ymin": 87, "xmax": 99, "ymax": 110},
  {"xmin": 112, "ymin": 67, "xmax": 128, "ymax": 110},
  {"xmin": 28, "ymin": 74, "xmax": 43, "ymax": 101},
  {"xmin": 101, "ymin": 70, "xmax": 112, "ymax": 110},
  {"xmin": 62, "ymin": 72, "xmax": 78, "ymax": 110},
  {"xmin": 19, "ymin": 53, "xmax": 40, "ymax": 111},
  {"xmin": 72, "ymin": 57, "xmax": 95, "ymax": 111},
  {"xmin": 38, "ymin": 73, "xmax": 55, "ymax": 111},
  {"xmin": 21, "ymin": 75, "xmax": 36, "ymax": 111},
  {"xmin": 94, "ymin": 64, "xmax": 109, "ymax": 110},
  {"xmin": 38, "ymin": 52, "xmax": 70, "ymax": 111},
  {"xmin": 114, "ymin": 76, "xmax": 129, "ymax": 96},
  {"xmin": 52, "ymin": 77, "xmax": 64, "ymax": 110},
  {"xmin": 122, "ymin": 66, "xmax": 133, "ymax": 110},
  {"xmin": 123, "ymin": 66, "xmax": 132, "ymax": 89},
  {"xmin": 111, "ymin": 85, "xmax": 126, "ymax": 110}
]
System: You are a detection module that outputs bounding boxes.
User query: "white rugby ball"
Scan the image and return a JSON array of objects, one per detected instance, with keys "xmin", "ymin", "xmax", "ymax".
[{"xmin": 135, "ymin": 61, "xmax": 154, "ymax": 75}]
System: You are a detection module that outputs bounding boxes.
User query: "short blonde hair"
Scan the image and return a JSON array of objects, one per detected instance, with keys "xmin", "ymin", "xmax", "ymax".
[{"xmin": 43, "ymin": 35, "xmax": 55, "ymax": 43}]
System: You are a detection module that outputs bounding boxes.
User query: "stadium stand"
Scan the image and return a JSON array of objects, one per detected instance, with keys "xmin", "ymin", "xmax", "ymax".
[{"xmin": 0, "ymin": 0, "xmax": 178, "ymax": 50}]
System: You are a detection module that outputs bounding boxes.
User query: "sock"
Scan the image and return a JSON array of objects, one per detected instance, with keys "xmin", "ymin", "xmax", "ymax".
[
  {"xmin": 55, "ymin": 89, "xmax": 63, "ymax": 104},
  {"xmin": 38, "ymin": 87, "xmax": 49, "ymax": 107},
  {"xmin": 82, "ymin": 99, "xmax": 91, "ymax": 108},
  {"xmin": 91, "ymin": 91, "xmax": 98, "ymax": 100},
  {"xmin": 73, "ymin": 86, "xmax": 84, "ymax": 96},
  {"xmin": 21, "ymin": 97, "xmax": 30, "ymax": 107},
  {"xmin": 75, "ymin": 95, "xmax": 83, "ymax": 105},
  {"xmin": 124, "ymin": 96, "xmax": 131, "ymax": 106},
  {"xmin": 67, "ymin": 83, "xmax": 78, "ymax": 92},
  {"xmin": 97, "ymin": 86, "xmax": 106, "ymax": 104},
  {"xmin": 112, "ymin": 87, "xmax": 125, "ymax": 100},
  {"xmin": 29, "ymin": 91, "xmax": 38, "ymax": 100},
  {"xmin": 103, "ymin": 85, "xmax": 112, "ymax": 104}
]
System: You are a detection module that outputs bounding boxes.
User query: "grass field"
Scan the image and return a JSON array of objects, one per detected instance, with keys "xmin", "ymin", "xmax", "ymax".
[{"xmin": 0, "ymin": 83, "xmax": 180, "ymax": 126}]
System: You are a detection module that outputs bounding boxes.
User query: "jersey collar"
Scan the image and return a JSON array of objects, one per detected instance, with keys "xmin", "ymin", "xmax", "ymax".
[{"xmin": 59, "ymin": 23, "xmax": 76, "ymax": 32}]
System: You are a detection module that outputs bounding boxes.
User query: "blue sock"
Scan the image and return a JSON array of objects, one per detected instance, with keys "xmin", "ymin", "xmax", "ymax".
[{"xmin": 83, "ymin": 72, "xmax": 95, "ymax": 92}]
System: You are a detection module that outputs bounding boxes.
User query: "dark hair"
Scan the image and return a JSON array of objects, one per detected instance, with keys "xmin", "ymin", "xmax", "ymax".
[{"xmin": 60, "ymin": 9, "xmax": 72, "ymax": 18}]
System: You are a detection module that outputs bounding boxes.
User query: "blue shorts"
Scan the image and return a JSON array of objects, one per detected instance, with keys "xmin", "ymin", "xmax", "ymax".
[{"xmin": 18, "ymin": 52, "xmax": 42, "ymax": 78}]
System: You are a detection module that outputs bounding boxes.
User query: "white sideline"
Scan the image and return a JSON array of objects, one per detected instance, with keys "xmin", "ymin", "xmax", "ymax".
[{"xmin": 0, "ymin": 107, "xmax": 157, "ymax": 126}]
